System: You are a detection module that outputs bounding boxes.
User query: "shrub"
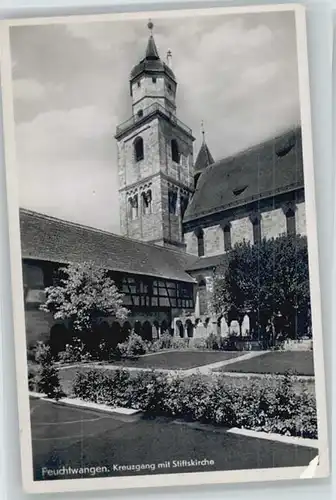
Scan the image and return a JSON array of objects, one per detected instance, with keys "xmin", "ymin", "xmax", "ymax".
[
  {"xmin": 28, "ymin": 364, "xmax": 38, "ymax": 391},
  {"xmin": 58, "ymin": 338, "xmax": 92, "ymax": 364},
  {"xmin": 27, "ymin": 343, "xmax": 38, "ymax": 363},
  {"xmin": 205, "ymin": 333, "xmax": 220, "ymax": 350},
  {"xmin": 116, "ymin": 332, "xmax": 147, "ymax": 357},
  {"xmin": 34, "ymin": 342, "xmax": 63, "ymax": 400},
  {"xmin": 71, "ymin": 368, "xmax": 317, "ymax": 438},
  {"xmin": 171, "ymin": 337, "xmax": 190, "ymax": 349},
  {"xmin": 156, "ymin": 332, "xmax": 173, "ymax": 350}
]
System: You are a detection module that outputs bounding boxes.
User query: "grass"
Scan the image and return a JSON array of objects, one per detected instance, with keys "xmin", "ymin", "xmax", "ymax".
[
  {"xmin": 111, "ymin": 350, "xmax": 243, "ymax": 370},
  {"xmin": 218, "ymin": 351, "xmax": 314, "ymax": 376}
]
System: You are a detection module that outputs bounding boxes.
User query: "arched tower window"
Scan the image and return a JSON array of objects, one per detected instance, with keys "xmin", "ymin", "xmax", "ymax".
[
  {"xmin": 168, "ymin": 189, "xmax": 178, "ymax": 214},
  {"xmin": 142, "ymin": 189, "xmax": 152, "ymax": 215},
  {"xmin": 180, "ymin": 194, "xmax": 189, "ymax": 218},
  {"xmin": 129, "ymin": 195, "xmax": 139, "ymax": 220},
  {"xmin": 195, "ymin": 228, "xmax": 204, "ymax": 257},
  {"xmin": 134, "ymin": 137, "xmax": 144, "ymax": 162},
  {"xmin": 223, "ymin": 224, "xmax": 232, "ymax": 251},
  {"xmin": 285, "ymin": 207, "xmax": 296, "ymax": 236},
  {"xmin": 171, "ymin": 139, "xmax": 180, "ymax": 163}
]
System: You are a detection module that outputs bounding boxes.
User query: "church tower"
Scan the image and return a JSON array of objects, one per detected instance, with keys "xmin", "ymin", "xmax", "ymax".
[{"xmin": 115, "ymin": 21, "xmax": 195, "ymax": 250}]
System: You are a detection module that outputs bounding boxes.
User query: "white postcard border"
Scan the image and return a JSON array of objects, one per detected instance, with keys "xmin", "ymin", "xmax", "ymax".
[{"xmin": 0, "ymin": 3, "xmax": 330, "ymax": 494}]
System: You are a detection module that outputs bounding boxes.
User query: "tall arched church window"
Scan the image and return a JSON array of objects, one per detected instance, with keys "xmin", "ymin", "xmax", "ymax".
[
  {"xmin": 171, "ymin": 139, "xmax": 180, "ymax": 163},
  {"xmin": 223, "ymin": 224, "xmax": 232, "ymax": 251},
  {"xmin": 195, "ymin": 228, "xmax": 204, "ymax": 257},
  {"xmin": 142, "ymin": 190, "xmax": 152, "ymax": 215},
  {"xmin": 134, "ymin": 137, "xmax": 144, "ymax": 162},
  {"xmin": 285, "ymin": 207, "xmax": 296, "ymax": 235},
  {"xmin": 250, "ymin": 214, "xmax": 261, "ymax": 245}
]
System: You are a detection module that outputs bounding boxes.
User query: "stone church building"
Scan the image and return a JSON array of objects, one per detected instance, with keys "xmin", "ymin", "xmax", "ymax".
[{"xmin": 20, "ymin": 24, "xmax": 306, "ymax": 349}]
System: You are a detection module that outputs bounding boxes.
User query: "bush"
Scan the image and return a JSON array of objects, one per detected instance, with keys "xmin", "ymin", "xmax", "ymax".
[
  {"xmin": 34, "ymin": 342, "xmax": 63, "ymax": 400},
  {"xmin": 71, "ymin": 368, "xmax": 317, "ymax": 438},
  {"xmin": 28, "ymin": 363, "xmax": 38, "ymax": 391},
  {"xmin": 205, "ymin": 333, "xmax": 220, "ymax": 350},
  {"xmin": 58, "ymin": 338, "xmax": 92, "ymax": 364},
  {"xmin": 27, "ymin": 343, "xmax": 38, "ymax": 363},
  {"xmin": 116, "ymin": 332, "xmax": 147, "ymax": 357}
]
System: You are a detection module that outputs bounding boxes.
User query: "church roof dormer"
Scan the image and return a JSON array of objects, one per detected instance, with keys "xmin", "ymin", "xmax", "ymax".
[{"xmin": 130, "ymin": 20, "xmax": 176, "ymax": 83}]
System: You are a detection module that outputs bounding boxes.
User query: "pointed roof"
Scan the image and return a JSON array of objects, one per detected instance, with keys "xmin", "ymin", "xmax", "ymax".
[
  {"xmin": 130, "ymin": 22, "xmax": 176, "ymax": 82},
  {"xmin": 194, "ymin": 141, "xmax": 215, "ymax": 173},
  {"xmin": 145, "ymin": 35, "xmax": 160, "ymax": 60}
]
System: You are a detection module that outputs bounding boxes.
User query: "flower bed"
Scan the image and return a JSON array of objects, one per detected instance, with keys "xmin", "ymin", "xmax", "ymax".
[{"xmin": 71, "ymin": 368, "xmax": 317, "ymax": 438}]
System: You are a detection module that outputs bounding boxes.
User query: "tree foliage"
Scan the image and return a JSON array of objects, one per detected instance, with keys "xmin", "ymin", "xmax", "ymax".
[
  {"xmin": 34, "ymin": 342, "xmax": 63, "ymax": 400},
  {"xmin": 211, "ymin": 234, "xmax": 311, "ymax": 336},
  {"xmin": 40, "ymin": 262, "xmax": 129, "ymax": 332}
]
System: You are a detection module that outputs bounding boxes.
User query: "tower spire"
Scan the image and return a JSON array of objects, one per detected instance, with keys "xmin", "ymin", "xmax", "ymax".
[
  {"xmin": 201, "ymin": 120, "xmax": 205, "ymax": 144},
  {"xmin": 145, "ymin": 20, "xmax": 159, "ymax": 60}
]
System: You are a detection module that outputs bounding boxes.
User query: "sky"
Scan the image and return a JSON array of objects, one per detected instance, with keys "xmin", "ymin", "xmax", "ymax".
[{"xmin": 10, "ymin": 10, "xmax": 300, "ymax": 233}]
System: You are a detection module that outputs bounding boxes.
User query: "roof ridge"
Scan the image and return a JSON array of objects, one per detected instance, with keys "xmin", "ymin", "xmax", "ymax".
[{"xmin": 19, "ymin": 208, "xmax": 192, "ymax": 259}]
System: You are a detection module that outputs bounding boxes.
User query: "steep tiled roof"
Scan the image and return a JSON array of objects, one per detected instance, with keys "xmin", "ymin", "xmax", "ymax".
[
  {"xmin": 194, "ymin": 141, "xmax": 215, "ymax": 173},
  {"xmin": 184, "ymin": 128, "xmax": 303, "ymax": 223},
  {"xmin": 20, "ymin": 210, "xmax": 197, "ymax": 283}
]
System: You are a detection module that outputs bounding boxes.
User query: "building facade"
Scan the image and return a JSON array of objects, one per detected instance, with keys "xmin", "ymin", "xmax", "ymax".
[{"xmin": 20, "ymin": 23, "xmax": 307, "ymax": 347}]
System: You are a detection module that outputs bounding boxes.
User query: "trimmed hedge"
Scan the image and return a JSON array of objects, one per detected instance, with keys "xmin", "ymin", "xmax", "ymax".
[{"xmin": 72, "ymin": 368, "xmax": 317, "ymax": 438}]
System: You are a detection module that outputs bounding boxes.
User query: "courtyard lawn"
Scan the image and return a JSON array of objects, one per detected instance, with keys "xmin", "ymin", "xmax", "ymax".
[
  {"xmin": 30, "ymin": 397, "xmax": 317, "ymax": 481},
  {"xmin": 218, "ymin": 351, "xmax": 314, "ymax": 376},
  {"xmin": 112, "ymin": 350, "xmax": 243, "ymax": 370}
]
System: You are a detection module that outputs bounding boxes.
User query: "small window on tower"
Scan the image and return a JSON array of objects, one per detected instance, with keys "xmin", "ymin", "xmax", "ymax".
[
  {"xmin": 137, "ymin": 81, "xmax": 141, "ymax": 88},
  {"xmin": 152, "ymin": 77, "xmax": 157, "ymax": 83},
  {"xmin": 171, "ymin": 139, "xmax": 180, "ymax": 163},
  {"xmin": 134, "ymin": 137, "xmax": 144, "ymax": 162},
  {"xmin": 137, "ymin": 109, "xmax": 143, "ymax": 119}
]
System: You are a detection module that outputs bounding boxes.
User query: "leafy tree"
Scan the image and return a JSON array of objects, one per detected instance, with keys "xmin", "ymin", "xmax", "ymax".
[
  {"xmin": 34, "ymin": 342, "xmax": 63, "ymax": 400},
  {"xmin": 40, "ymin": 262, "xmax": 129, "ymax": 334},
  {"xmin": 211, "ymin": 234, "xmax": 310, "ymax": 341}
]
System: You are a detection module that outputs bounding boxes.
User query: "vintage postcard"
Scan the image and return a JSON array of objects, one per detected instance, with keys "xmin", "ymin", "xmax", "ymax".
[{"xmin": 0, "ymin": 3, "xmax": 329, "ymax": 494}]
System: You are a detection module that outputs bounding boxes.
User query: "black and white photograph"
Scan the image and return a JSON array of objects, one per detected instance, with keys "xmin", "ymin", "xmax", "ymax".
[{"xmin": 0, "ymin": 3, "xmax": 329, "ymax": 494}]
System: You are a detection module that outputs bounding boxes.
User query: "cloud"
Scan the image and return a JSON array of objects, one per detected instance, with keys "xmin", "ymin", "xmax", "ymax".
[
  {"xmin": 13, "ymin": 78, "xmax": 46, "ymax": 100},
  {"xmin": 16, "ymin": 106, "xmax": 116, "ymax": 161}
]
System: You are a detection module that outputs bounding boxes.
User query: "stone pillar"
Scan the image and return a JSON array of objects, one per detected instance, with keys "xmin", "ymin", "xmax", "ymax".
[
  {"xmin": 242, "ymin": 314, "xmax": 250, "ymax": 337},
  {"xmin": 220, "ymin": 316, "xmax": 229, "ymax": 337},
  {"xmin": 194, "ymin": 291, "xmax": 201, "ymax": 317}
]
